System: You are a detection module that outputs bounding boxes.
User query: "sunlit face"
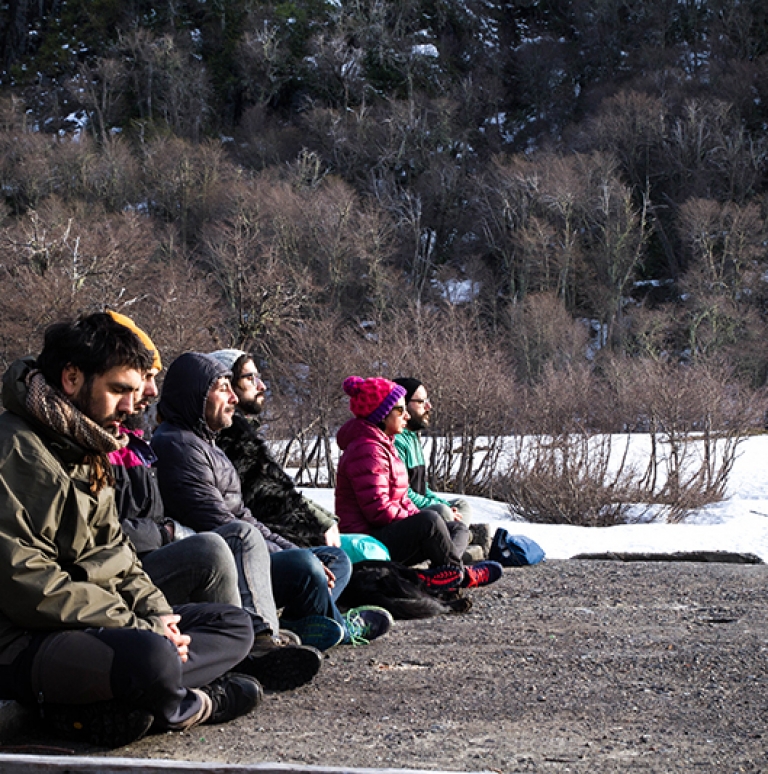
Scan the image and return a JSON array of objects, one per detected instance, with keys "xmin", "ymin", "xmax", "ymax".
[
  {"xmin": 134, "ymin": 367, "xmax": 160, "ymax": 414},
  {"xmin": 233, "ymin": 359, "xmax": 266, "ymax": 416},
  {"xmin": 62, "ymin": 364, "xmax": 143, "ymax": 435},
  {"xmin": 205, "ymin": 376, "xmax": 238, "ymax": 432},
  {"xmin": 383, "ymin": 399, "xmax": 409, "ymax": 437},
  {"xmin": 406, "ymin": 385, "xmax": 432, "ymax": 431}
]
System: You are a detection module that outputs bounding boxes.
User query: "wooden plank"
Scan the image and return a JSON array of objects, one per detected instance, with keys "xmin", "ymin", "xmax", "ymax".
[{"xmin": 0, "ymin": 755, "xmax": 483, "ymax": 774}]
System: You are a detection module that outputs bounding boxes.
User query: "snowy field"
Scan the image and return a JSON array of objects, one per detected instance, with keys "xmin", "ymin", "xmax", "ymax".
[{"xmin": 301, "ymin": 434, "xmax": 768, "ymax": 563}]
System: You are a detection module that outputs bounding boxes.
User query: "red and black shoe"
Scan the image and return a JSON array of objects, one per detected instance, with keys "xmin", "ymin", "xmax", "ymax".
[
  {"xmin": 461, "ymin": 560, "xmax": 504, "ymax": 588},
  {"xmin": 416, "ymin": 565, "xmax": 463, "ymax": 591}
]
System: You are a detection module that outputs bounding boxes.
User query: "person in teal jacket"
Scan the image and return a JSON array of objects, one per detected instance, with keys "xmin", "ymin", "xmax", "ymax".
[{"xmin": 393, "ymin": 378, "xmax": 473, "ymax": 525}]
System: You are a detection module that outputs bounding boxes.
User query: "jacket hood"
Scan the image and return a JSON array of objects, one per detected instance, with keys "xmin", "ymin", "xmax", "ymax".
[
  {"xmin": 2, "ymin": 357, "xmax": 36, "ymax": 418},
  {"xmin": 1, "ymin": 357, "xmax": 88, "ymax": 462},
  {"xmin": 336, "ymin": 416, "xmax": 389, "ymax": 451},
  {"xmin": 157, "ymin": 352, "xmax": 230, "ymax": 438}
]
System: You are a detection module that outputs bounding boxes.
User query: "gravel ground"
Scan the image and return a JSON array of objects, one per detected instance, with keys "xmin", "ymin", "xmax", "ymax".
[{"xmin": 10, "ymin": 559, "xmax": 768, "ymax": 772}]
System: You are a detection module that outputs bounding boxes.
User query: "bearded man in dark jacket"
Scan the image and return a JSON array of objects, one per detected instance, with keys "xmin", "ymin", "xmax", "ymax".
[
  {"xmin": 151, "ymin": 352, "xmax": 393, "ymax": 650},
  {"xmin": 210, "ymin": 349, "xmax": 340, "ymax": 549}
]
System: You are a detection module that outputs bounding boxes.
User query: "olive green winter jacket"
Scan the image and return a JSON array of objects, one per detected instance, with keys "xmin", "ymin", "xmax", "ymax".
[{"xmin": 0, "ymin": 358, "xmax": 172, "ymax": 665}]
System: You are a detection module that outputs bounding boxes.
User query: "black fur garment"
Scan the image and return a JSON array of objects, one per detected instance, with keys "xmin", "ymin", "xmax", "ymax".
[
  {"xmin": 338, "ymin": 560, "xmax": 472, "ymax": 619},
  {"xmin": 217, "ymin": 412, "xmax": 328, "ymax": 547}
]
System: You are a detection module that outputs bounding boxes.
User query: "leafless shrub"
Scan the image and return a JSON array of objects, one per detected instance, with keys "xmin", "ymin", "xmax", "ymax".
[
  {"xmin": 200, "ymin": 162, "xmax": 399, "ymax": 336},
  {"xmin": 505, "ymin": 292, "xmax": 590, "ymax": 383},
  {"xmin": 72, "ymin": 135, "xmax": 142, "ymax": 211},
  {"xmin": 0, "ymin": 121, "xmax": 56, "ymax": 211},
  {"xmin": 607, "ymin": 357, "xmax": 766, "ymax": 522},
  {"xmin": 661, "ymin": 99, "xmax": 767, "ymax": 204},
  {"xmin": 678, "ymin": 198, "xmax": 766, "ymax": 302},
  {"xmin": 140, "ymin": 136, "xmax": 235, "ymax": 244},
  {"xmin": 124, "ymin": 248, "xmax": 226, "ymax": 363},
  {"xmin": 200, "ymin": 187, "xmax": 317, "ymax": 350},
  {"xmin": 120, "ymin": 30, "xmax": 213, "ymax": 141},
  {"xmin": 265, "ymin": 317, "xmax": 373, "ymax": 487},
  {"xmin": 67, "ymin": 58, "xmax": 129, "ymax": 143},
  {"xmin": 493, "ymin": 358, "xmax": 765, "ymax": 526},
  {"xmin": 498, "ymin": 433, "xmax": 641, "ymax": 526},
  {"xmin": 0, "ymin": 199, "xmax": 164, "ymax": 366},
  {"xmin": 475, "ymin": 150, "xmax": 647, "ymax": 344},
  {"xmin": 495, "ymin": 363, "xmax": 646, "ymax": 526}
]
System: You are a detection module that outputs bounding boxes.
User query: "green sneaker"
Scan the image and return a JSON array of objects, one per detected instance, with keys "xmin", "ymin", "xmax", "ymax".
[{"xmin": 342, "ymin": 606, "xmax": 394, "ymax": 645}]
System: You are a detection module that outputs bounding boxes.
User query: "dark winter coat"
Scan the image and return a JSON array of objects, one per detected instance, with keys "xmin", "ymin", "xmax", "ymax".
[
  {"xmin": 335, "ymin": 418, "xmax": 418, "ymax": 535},
  {"xmin": 109, "ymin": 429, "xmax": 172, "ymax": 556},
  {"xmin": 150, "ymin": 352, "xmax": 295, "ymax": 553},
  {"xmin": 217, "ymin": 411, "xmax": 335, "ymax": 547}
]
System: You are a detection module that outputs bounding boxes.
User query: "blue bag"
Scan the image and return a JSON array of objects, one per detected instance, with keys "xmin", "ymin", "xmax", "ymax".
[{"xmin": 489, "ymin": 528, "xmax": 545, "ymax": 567}]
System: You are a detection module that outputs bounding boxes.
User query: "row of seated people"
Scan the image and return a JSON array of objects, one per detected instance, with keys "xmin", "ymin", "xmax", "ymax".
[{"xmin": 0, "ymin": 310, "xmax": 500, "ymax": 749}]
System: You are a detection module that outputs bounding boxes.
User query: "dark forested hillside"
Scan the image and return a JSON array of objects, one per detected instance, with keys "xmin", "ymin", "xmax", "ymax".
[{"xmin": 1, "ymin": 1, "xmax": 767, "ymax": 449}]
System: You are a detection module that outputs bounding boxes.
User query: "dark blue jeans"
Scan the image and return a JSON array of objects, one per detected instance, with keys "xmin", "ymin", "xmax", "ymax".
[{"xmin": 270, "ymin": 546, "xmax": 352, "ymax": 627}]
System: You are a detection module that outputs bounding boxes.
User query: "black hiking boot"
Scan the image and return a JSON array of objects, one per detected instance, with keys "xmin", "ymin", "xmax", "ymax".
[
  {"xmin": 43, "ymin": 700, "xmax": 154, "ymax": 748},
  {"xmin": 236, "ymin": 643, "xmax": 322, "ymax": 692},
  {"xmin": 199, "ymin": 672, "xmax": 263, "ymax": 725}
]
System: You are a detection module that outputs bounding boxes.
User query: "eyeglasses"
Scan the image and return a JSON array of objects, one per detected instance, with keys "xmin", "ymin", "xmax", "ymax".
[
  {"xmin": 390, "ymin": 405, "xmax": 407, "ymax": 415},
  {"xmin": 239, "ymin": 373, "xmax": 261, "ymax": 384},
  {"xmin": 410, "ymin": 398, "xmax": 431, "ymax": 406}
]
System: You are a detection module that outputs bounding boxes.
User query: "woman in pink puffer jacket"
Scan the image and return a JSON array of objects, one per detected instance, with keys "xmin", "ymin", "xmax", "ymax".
[{"xmin": 335, "ymin": 376, "xmax": 502, "ymax": 591}]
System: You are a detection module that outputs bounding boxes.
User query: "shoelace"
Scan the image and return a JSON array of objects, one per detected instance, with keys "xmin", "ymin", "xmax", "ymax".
[
  {"xmin": 419, "ymin": 566, "xmax": 463, "ymax": 589},
  {"xmin": 204, "ymin": 681, "xmax": 228, "ymax": 718},
  {"xmin": 344, "ymin": 612, "xmax": 371, "ymax": 646}
]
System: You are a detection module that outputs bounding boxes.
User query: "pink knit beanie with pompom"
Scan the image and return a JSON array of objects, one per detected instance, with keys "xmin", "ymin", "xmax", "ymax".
[{"xmin": 343, "ymin": 376, "xmax": 406, "ymax": 425}]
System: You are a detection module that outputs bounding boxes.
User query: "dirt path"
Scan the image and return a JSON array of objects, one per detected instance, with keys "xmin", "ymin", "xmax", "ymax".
[{"xmin": 12, "ymin": 559, "xmax": 768, "ymax": 772}]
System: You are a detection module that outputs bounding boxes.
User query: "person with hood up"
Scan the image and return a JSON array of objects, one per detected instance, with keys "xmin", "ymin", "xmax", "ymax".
[
  {"xmin": 104, "ymin": 311, "xmax": 322, "ymax": 692},
  {"xmin": 335, "ymin": 376, "xmax": 502, "ymax": 590},
  {"xmin": 151, "ymin": 352, "xmax": 394, "ymax": 650}
]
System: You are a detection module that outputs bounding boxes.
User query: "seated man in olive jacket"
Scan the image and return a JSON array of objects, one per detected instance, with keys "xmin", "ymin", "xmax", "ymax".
[{"xmin": 0, "ymin": 314, "xmax": 260, "ymax": 748}]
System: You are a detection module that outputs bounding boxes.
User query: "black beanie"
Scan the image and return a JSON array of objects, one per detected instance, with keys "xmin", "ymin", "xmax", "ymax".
[{"xmin": 393, "ymin": 377, "xmax": 423, "ymax": 404}]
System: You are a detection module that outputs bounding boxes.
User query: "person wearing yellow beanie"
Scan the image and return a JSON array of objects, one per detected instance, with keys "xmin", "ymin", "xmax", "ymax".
[
  {"xmin": 105, "ymin": 313, "xmax": 323, "ymax": 691},
  {"xmin": 105, "ymin": 309, "xmax": 162, "ymax": 416},
  {"xmin": 105, "ymin": 309, "xmax": 162, "ymax": 371}
]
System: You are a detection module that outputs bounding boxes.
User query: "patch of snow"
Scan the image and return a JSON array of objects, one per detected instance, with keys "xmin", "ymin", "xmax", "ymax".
[
  {"xmin": 300, "ymin": 434, "xmax": 768, "ymax": 563},
  {"xmin": 412, "ymin": 44, "xmax": 439, "ymax": 58},
  {"xmin": 433, "ymin": 278, "xmax": 481, "ymax": 304}
]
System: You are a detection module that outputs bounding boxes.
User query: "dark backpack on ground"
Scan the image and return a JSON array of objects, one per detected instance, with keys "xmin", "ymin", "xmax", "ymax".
[{"xmin": 489, "ymin": 528, "xmax": 545, "ymax": 567}]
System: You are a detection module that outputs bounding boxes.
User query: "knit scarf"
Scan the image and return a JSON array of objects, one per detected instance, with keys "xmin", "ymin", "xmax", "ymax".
[{"xmin": 25, "ymin": 369, "xmax": 128, "ymax": 493}]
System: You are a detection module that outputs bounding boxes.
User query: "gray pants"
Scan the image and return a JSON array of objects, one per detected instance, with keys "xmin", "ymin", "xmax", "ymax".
[
  {"xmin": 141, "ymin": 522, "xmax": 279, "ymax": 637},
  {"xmin": 427, "ymin": 497, "xmax": 473, "ymax": 526}
]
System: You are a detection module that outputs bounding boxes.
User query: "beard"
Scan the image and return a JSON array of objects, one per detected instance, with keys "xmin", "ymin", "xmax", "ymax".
[
  {"xmin": 71, "ymin": 378, "xmax": 128, "ymax": 435},
  {"xmin": 239, "ymin": 394, "xmax": 265, "ymax": 416},
  {"xmin": 124, "ymin": 410, "xmax": 153, "ymax": 432},
  {"xmin": 407, "ymin": 411, "xmax": 430, "ymax": 432}
]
